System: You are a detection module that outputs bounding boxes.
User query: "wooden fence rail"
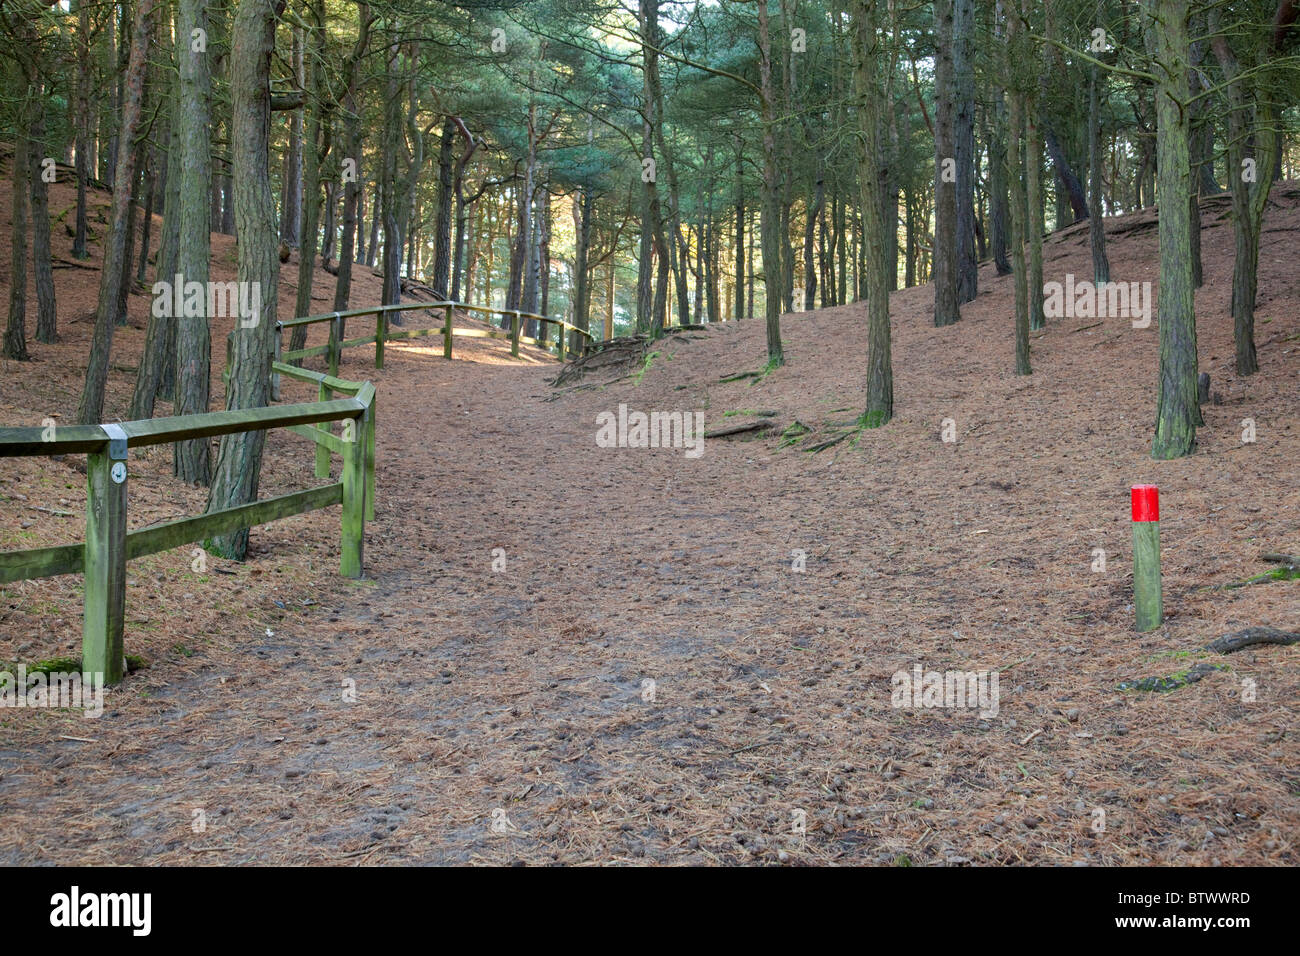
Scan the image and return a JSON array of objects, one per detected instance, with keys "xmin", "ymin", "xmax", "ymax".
[
  {"xmin": 0, "ymin": 377, "xmax": 376, "ymax": 685},
  {"xmin": 273, "ymin": 299, "xmax": 594, "ymax": 386}
]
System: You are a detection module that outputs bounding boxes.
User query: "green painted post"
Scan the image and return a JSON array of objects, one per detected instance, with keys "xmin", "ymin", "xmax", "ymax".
[
  {"xmin": 364, "ymin": 396, "xmax": 376, "ymax": 522},
  {"xmin": 1131, "ymin": 485, "xmax": 1163, "ymax": 632},
  {"xmin": 340, "ymin": 413, "xmax": 365, "ymax": 577},
  {"xmin": 315, "ymin": 381, "xmax": 331, "ymax": 479},
  {"xmin": 83, "ymin": 432, "xmax": 128, "ymax": 685},
  {"xmin": 443, "ymin": 304, "xmax": 453, "ymax": 360},
  {"xmin": 329, "ymin": 313, "xmax": 341, "ymax": 378},
  {"xmin": 510, "ymin": 311, "xmax": 520, "ymax": 357},
  {"xmin": 375, "ymin": 311, "xmax": 386, "ymax": 369},
  {"xmin": 557, "ymin": 322, "xmax": 566, "ymax": 361}
]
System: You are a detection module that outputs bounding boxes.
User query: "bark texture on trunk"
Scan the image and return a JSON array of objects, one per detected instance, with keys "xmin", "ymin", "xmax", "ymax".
[
  {"xmin": 205, "ymin": 0, "xmax": 281, "ymax": 557},
  {"xmin": 1146, "ymin": 0, "xmax": 1200, "ymax": 459},
  {"xmin": 76, "ymin": 0, "xmax": 154, "ymax": 423}
]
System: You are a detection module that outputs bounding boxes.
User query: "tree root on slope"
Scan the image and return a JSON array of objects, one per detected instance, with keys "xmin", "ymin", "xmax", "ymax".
[{"xmin": 1206, "ymin": 627, "xmax": 1300, "ymax": 655}]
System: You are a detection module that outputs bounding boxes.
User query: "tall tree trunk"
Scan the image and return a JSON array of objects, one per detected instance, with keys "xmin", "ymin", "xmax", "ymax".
[
  {"xmin": 852, "ymin": 0, "xmax": 893, "ymax": 425},
  {"xmin": 1146, "ymin": 0, "xmax": 1199, "ymax": 458},
  {"xmin": 734, "ymin": 141, "xmax": 744, "ymax": 320},
  {"xmin": 506, "ymin": 99, "xmax": 537, "ymax": 319},
  {"xmin": 636, "ymin": 0, "xmax": 660, "ymax": 333},
  {"xmin": 804, "ymin": 171, "xmax": 823, "ymax": 310},
  {"xmin": 988, "ymin": 100, "xmax": 1012, "ymax": 276},
  {"xmin": 30, "ymin": 91, "xmax": 57, "ymax": 344},
  {"xmin": 294, "ymin": 0, "xmax": 327, "ymax": 334},
  {"xmin": 171, "ymin": 0, "xmax": 215, "ymax": 481},
  {"xmin": 1043, "ymin": 126, "xmax": 1089, "ymax": 223},
  {"xmin": 431, "ymin": 118, "xmax": 456, "ymax": 298},
  {"xmin": 132, "ymin": 17, "xmax": 179, "ymax": 421},
  {"xmin": 72, "ymin": 0, "xmax": 92, "ymax": 260},
  {"xmin": 77, "ymin": 0, "xmax": 155, "ymax": 423},
  {"xmin": 932, "ymin": 0, "xmax": 961, "ymax": 326},
  {"xmin": 366, "ymin": 177, "xmax": 380, "ymax": 268},
  {"xmin": 5, "ymin": 120, "xmax": 31, "ymax": 361},
  {"xmin": 1210, "ymin": 13, "xmax": 1281, "ymax": 378},
  {"xmin": 536, "ymin": 184, "xmax": 551, "ymax": 318},
  {"xmin": 757, "ymin": 0, "xmax": 784, "ymax": 364},
  {"xmin": 573, "ymin": 184, "xmax": 593, "ymax": 340},
  {"xmin": 379, "ymin": 37, "xmax": 404, "ymax": 325},
  {"xmin": 136, "ymin": 153, "xmax": 156, "ymax": 285},
  {"xmin": 605, "ymin": 254, "xmax": 616, "ymax": 339},
  {"xmin": 1087, "ymin": 55, "xmax": 1110, "ymax": 286},
  {"xmin": 953, "ymin": 0, "xmax": 978, "ymax": 303},
  {"xmin": 449, "ymin": 118, "xmax": 479, "ymax": 302},
  {"xmin": 205, "ymin": 0, "xmax": 281, "ymax": 558},
  {"xmin": 115, "ymin": 140, "xmax": 145, "ymax": 327},
  {"xmin": 1026, "ymin": 87, "xmax": 1045, "ymax": 330},
  {"xmin": 330, "ymin": 2, "xmax": 370, "ymax": 319},
  {"xmin": 1006, "ymin": 1, "xmax": 1031, "ymax": 374},
  {"xmin": 279, "ymin": 25, "xmax": 303, "ymax": 246}
]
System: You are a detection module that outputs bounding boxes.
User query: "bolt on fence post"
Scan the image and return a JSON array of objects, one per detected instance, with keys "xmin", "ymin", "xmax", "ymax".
[
  {"xmin": 84, "ymin": 433, "xmax": 128, "ymax": 685},
  {"xmin": 340, "ymin": 412, "xmax": 365, "ymax": 578},
  {"xmin": 1131, "ymin": 484, "xmax": 1163, "ymax": 632},
  {"xmin": 444, "ymin": 303, "xmax": 453, "ymax": 360},
  {"xmin": 511, "ymin": 311, "xmax": 520, "ymax": 357}
]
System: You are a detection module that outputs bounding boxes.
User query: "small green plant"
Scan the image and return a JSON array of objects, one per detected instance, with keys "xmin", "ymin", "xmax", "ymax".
[
  {"xmin": 749, "ymin": 355, "xmax": 783, "ymax": 385},
  {"xmin": 780, "ymin": 421, "xmax": 812, "ymax": 446},
  {"xmin": 632, "ymin": 350, "xmax": 661, "ymax": 385}
]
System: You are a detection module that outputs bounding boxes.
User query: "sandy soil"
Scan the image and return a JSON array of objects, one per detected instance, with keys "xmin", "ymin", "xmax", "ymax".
[{"xmin": 0, "ymin": 165, "xmax": 1296, "ymax": 865}]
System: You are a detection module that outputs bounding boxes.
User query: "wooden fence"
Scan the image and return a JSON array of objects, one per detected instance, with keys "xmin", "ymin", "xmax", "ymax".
[
  {"xmin": 0, "ymin": 372, "xmax": 376, "ymax": 685},
  {"xmin": 274, "ymin": 299, "xmax": 594, "ymax": 388},
  {"xmin": 0, "ymin": 299, "xmax": 582, "ymax": 685}
]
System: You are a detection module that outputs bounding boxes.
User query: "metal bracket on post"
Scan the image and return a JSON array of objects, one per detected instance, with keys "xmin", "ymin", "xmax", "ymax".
[
  {"xmin": 101, "ymin": 423, "xmax": 128, "ymax": 461},
  {"xmin": 100, "ymin": 424, "xmax": 128, "ymax": 485}
]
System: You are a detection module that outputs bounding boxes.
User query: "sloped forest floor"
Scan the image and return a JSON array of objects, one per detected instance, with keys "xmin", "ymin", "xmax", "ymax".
[{"xmin": 0, "ymin": 170, "xmax": 1297, "ymax": 865}]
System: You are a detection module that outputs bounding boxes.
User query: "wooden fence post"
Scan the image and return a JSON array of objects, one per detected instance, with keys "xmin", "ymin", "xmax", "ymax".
[
  {"xmin": 511, "ymin": 310, "xmax": 520, "ymax": 357},
  {"xmin": 443, "ymin": 303, "xmax": 453, "ymax": 360},
  {"xmin": 365, "ymin": 395, "xmax": 376, "ymax": 522},
  {"xmin": 340, "ymin": 412, "xmax": 365, "ymax": 578},
  {"xmin": 557, "ymin": 322, "xmax": 566, "ymax": 361},
  {"xmin": 315, "ymin": 381, "xmax": 331, "ymax": 479},
  {"xmin": 375, "ymin": 310, "xmax": 386, "ymax": 369},
  {"xmin": 329, "ymin": 313, "xmax": 342, "ymax": 378},
  {"xmin": 83, "ymin": 430, "xmax": 128, "ymax": 685}
]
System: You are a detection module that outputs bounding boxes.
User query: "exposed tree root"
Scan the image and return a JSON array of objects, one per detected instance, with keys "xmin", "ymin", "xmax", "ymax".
[
  {"xmin": 1206, "ymin": 627, "xmax": 1300, "ymax": 654},
  {"xmin": 704, "ymin": 420, "xmax": 772, "ymax": 439},
  {"xmin": 1117, "ymin": 661, "xmax": 1227, "ymax": 693}
]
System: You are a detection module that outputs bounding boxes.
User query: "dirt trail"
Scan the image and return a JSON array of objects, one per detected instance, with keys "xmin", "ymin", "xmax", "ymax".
[{"xmin": 1, "ymin": 188, "xmax": 1298, "ymax": 865}]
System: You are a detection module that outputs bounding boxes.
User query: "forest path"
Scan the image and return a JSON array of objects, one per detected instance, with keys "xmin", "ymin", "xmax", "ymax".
[{"xmin": 4, "ymin": 186, "xmax": 1300, "ymax": 863}]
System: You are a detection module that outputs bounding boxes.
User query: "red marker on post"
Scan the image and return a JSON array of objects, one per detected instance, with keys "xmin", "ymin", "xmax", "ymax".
[{"xmin": 1131, "ymin": 485, "xmax": 1162, "ymax": 631}]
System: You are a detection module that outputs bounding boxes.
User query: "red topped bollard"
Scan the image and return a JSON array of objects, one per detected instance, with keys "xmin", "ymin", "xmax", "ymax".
[{"xmin": 1131, "ymin": 485, "xmax": 1163, "ymax": 632}]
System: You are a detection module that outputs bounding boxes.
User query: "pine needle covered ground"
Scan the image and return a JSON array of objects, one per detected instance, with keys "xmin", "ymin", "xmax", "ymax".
[{"xmin": 1, "ymin": 175, "xmax": 1297, "ymax": 865}]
